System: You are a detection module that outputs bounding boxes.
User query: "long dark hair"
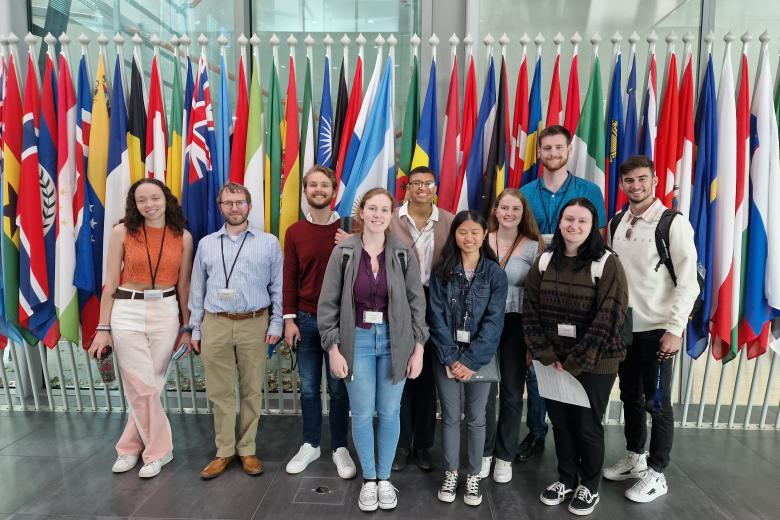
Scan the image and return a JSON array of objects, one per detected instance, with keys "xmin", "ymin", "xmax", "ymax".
[
  {"xmin": 122, "ymin": 178, "xmax": 186, "ymax": 236},
  {"xmin": 433, "ymin": 210, "xmax": 498, "ymax": 281},
  {"xmin": 550, "ymin": 197, "xmax": 606, "ymax": 271}
]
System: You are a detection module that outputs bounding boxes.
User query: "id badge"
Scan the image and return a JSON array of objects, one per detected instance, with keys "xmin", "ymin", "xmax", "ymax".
[
  {"xmin": 218, "ymin": 288, "xmax": 236, "ymax": 300},
  {"xmin": 456, "ymin": 329, "xmax": 471, "ymax": 343},
  {"xmin": 143, "ymin": 289, "xmax": 163, "ymax": 301},
  {"xmin": 557, "ymin": 323, "xmax": 577, "ymax": 338},
  {"xmin": 363, "ymin": 311, "xmax": 384, "ymax": 324}
]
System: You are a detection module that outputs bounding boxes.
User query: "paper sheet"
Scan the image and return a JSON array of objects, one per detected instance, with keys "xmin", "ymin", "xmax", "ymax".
[{"xmin": 532, "ymin": 360, "xmax": 591, "ymax": 408}]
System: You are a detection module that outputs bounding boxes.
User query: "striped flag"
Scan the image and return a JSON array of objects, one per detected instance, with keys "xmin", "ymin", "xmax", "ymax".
[
  {"xmin": 411, "ymin": 57, "xmax": 439, "ymax": 179},
  {"xmin": 655, "ymin": 48, "xmax": 679, "ymax": 207},
  {"xmin": 639, "ymin": 46, "xmax": 657, "ymax": 159},
  {"xmin": 264, "ymin": 55, "xmax": 282, "ymax": 234},
  {"xmin": 315, "ymin": 52, "xmax": 334, "ymax": 167},
  {"xmin": 179, "ymin": 55, "xmax": 195, "ymax": 200},
  {"xmin": 127, "ymin": 52, "xmax": 146, "ymax": 184},
  {"xmin": 508, "ymin": 47, "xmax": 528, "ymax": 188},
  {"xmin": 547, "ymin": 49, "xmax": 563, "ymax": 126},
  {"xmin": 521, "ymin": 54, "xmax": 542, "ymax": 186},
  {"xmin": 454, "ymin": 52, "xmax": 478, "ymax": 210},
  {"xmin": 55, "ymin": 47, "xmax": 80, "ymax": 343},
  {"xmin": 300, "ymin": 53, "xmax": 315, "ymax": 217},
  {"xmin": 332, "ymin": 54, "xmax": 363, "ymax": 204},
  {"xmin": 216, "ymin": 52, "xmax": 231, "ymax": 186},
  {"xmin": 0, "ymin": 49, "xmax": 8, "ymax": 344},
  {"xmin": 396, "ymin": 53, "xmax": 420, "ymax": 200},
  {"xmin": 438, "ymin": 52, "xmax": 460, "ymax": 212},
  {"xmin": 166, "ymin": 49, "xmax": 184, "ymax": 199},
  {"xmin": 145, "ymin": 52, "xmax": 167, "ymax": 182},
  {"xmin": 244, "ymin": 47, "xmax": 265, "ymax": 230},
  {"xmin": 230, "ymin": 48, "xmax": 249, "ymax": 184},
  {"xmin": 480, "ymin": 54, "xmax": 509, "ymax": 217},
  {"xmin": 605, "ymin": 45, "xmax": 623, "ymax": 219},
  {"xmin": 616, "ymin": 47, "xmax": 639, "ymax": 212},
  {"xmin": 676, "ymin": 46, "xmax": 695, "ymax": 215},
  {"xmin": 571, "ymin": 51, "xmax": 606, "ymax": 200},
  {"xmin": 279, "ymin": 55, "xmax": 301, "ymax": 248},
  {"xmin": 564, "ymin": 43, "xmax": 581, "ymax": 135}
]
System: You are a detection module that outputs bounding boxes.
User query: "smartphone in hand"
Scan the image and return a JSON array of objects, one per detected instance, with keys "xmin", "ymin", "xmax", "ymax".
[{"xmin": 172, "ymin": 343, "xmax": 189, "ymax": 361}]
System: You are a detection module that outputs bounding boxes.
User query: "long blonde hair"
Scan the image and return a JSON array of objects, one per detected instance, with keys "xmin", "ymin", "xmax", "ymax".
[{"xmin": 487, "ymin": 188, "xmax": 545, "ymax": 253}]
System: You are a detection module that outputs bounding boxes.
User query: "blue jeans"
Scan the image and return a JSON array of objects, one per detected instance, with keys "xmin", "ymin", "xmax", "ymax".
[
  {"xmin": 526, "ymin": 364, "xmax": 549, "ymax": 439},
  {"xmin": 296, "ymin": 311, "xmax": 350, "ymax": 449},
  {"xmin": 345, "ymin": 324, "xmax": 406, "ymax": 480}
]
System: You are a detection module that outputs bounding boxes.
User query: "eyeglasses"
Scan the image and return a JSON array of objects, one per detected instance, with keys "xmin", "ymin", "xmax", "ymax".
[
  {"xmin": 625, "ymin": 216, "xmax": 640, "ymax": 240},
  {"xmin": 408, "ymin": 180, "xmax": 436, "ymax": 190},
  {"xmin": 219, "ymin": 200, "xmax": 248, "ymax": 209}
]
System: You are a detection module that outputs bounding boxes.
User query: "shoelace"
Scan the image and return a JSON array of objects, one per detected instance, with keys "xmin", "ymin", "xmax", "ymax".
[
  {"xmin": 441, "ymin": 472, "xmax": 458, "ymax": 492},
  {"xmin": 548, "ymin": 482, "xmax": 568, "ymax": 495},
  {"xmin": 466, "ymin": 475, "xmax": 480, "ymax": 494},
  {"xmin": 574, "ymin": 486, "xmax": 593, "ymax": 502},
  {"xmin": 378, "ymin": 482, "xmax": 398, "ymax": 501},
  {"xmin": 360, "ymin": 483, "xmax": 378, "ymax": 500}
]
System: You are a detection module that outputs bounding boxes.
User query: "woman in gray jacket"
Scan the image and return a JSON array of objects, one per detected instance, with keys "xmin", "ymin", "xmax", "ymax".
[{"xmin": 317, "ymin": 188, "xmax": 429, "ymax": 513}]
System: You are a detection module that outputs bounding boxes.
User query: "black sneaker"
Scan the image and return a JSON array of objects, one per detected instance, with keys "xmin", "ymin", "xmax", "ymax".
[
  {"xmin": 463, "ymin": 474, "xmax": 482, "ymax": 506},
  {"xmin": 415, "ymin": 448, "xmax": 434, "ymax": 471},
  {"xmin": 540, "ymin": 481, "xmax": 575, "ymax": 506},
  {"xmin": 516, "ymin": 433, "xmax": 545, "ymax": 461},
  {"xmin": 392, "ymin": 448, "xmax": 409, "ymax": 471},
  {"xmin": 568, "ymin": 485, "xmax": 600, "ymax": 516},
  {"xmin": 437, "ymin": 470, "xmax": 458, "ymax": 503}
]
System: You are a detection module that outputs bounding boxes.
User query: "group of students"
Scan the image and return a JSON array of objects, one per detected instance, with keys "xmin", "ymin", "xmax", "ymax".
[{"xmin": 88, "ymin": 124, "xmax": 699, "ymax": 517}]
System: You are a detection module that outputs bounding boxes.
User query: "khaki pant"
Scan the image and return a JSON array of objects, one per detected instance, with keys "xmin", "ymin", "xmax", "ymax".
[{"xmin": 201, "ymin": 312, "xmax": 269, "ymax": 457}]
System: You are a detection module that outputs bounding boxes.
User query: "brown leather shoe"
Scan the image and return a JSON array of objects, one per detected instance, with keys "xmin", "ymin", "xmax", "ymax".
[
  {"xmin": 200, "ymin": 456, "xmax": 234, "ymax": 479},
  {"xmin": 239, "ymin": 455, "xmax": 263, "ymax": 475}
]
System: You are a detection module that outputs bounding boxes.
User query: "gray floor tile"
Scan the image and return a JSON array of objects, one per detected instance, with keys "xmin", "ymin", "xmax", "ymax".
[
  {"xmin": 0, "ymin": 413, "xmax": 122, "ymax": 458},
  {"xmin": 0, "ymin": 454, "xmax": 88, "ymax": 514},
  {"xmin": 7, "ymin": 515, "xmax": 127, "ymax": 520}
]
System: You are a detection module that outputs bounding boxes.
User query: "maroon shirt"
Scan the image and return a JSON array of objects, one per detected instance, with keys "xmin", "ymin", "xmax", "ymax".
[
  {"xmin": 354, "ymin": 249, "xmax": 389, "ymax": 329},
  {"xmin": 283, "ymin": 219, "xmax": 341, "ymax": 315}
]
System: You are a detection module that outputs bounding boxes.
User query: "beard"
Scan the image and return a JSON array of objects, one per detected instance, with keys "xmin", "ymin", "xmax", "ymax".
[
  {"xmin": 224, "ymin": 212, "xmax": 249, "ymax": 225},
  {"xmin": 306, "ymin": 197, "xmax": 332, "ymax": 210},
  {"xmin": 541, "ymin": 154, "xmax": 569, "ymax": 172}
]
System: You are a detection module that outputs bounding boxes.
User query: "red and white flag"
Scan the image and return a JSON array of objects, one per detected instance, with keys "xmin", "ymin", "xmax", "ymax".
[
  {"xmin": 547, "ymin": 48, "xmax": 563, "ymax": 127},
  {"xmin": 508, "ymin": 47, "xmax": 528, "ymax": 187},
  {"xmin": 654, "ymin": 46, "xmax": 679, "ymax": 207},
  {"xmin": 438, "ymin": 52, "xmax": 460, "ymax": 212},
  {"xmin": 145, "ymin": 53, "xmax": 168, "ymax": 181},
  {"xmin": 564, "ymin": 40, "xmax": 580, "ymax": 135},
  {"xmin": 230, "ymin": 49, "xmax": 249, "ymax": 184},
  {"xmin": 454, "ymin": 50, "xmax": 478, "ymax": 210},
  {"xmin": 675, "ymin": 45, "xmax": 695, "ymax": 215}
]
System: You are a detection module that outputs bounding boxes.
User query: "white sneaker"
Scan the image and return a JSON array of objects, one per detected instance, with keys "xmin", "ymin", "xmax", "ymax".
[
  {"xmin": 286, "ymin": 443, "xmax": 321, "ymax": 474},
  {"xmin": 138, "ymin": 452, "xmax": 173, "ymax": 478},
  {"xmin": 493, "ymin": 458, "xmax": 512, "ymax": 483},
  {"xmin": 377, "ymin": 480, "xmax": 398, "ymax": 510},
  {"xmin": 603, "ymin": 451, "xmax": 648, "ymax": 481},
  {"xmin": 332, "ymin": 447, "xmax": 356, "ymax": 479},
  {"xmin": 625, "ymin": 468, "xmax": 668, "ymax": 503},
  {"xmin": 112, "ymin": 454, "xmax": 139, "ymax": 473},
  {"xmin": 478, "ymin": 456, "xmax": 492, "ymax": 478},
  {"xmin": 358, "ymin": 481, "xmax": 379, "ymax": 511}
]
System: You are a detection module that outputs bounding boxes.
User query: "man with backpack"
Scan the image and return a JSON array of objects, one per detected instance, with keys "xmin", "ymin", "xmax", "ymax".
[{"xmin": 603, "ymin": 155, "xmax": 700, "ymax": 502}]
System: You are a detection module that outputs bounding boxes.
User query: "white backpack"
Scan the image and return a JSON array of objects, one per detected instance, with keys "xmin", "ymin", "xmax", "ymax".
[{"xmin": 538, "ymin": 250, "xmax": 612, "ymax": 284}]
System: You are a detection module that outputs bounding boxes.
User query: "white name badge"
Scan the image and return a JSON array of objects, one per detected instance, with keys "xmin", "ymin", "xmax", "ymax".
[
  {"xmin": 143, "ymin": 289, "xmax": 163, "ymax": 301},
  {"xmin": 363, "ymin": 311, "xmax": 384, "ymax": 324},
  {"xmin": 456, "ymin": 329, "xmax": 471, "ymax": 343},
  {"xmin": 557, "ymin": 323, "xmax": 577, "ymax": 338},
  {"xmin": 218, "ymin": 288, "xmax": 236, "ymax": 300}
]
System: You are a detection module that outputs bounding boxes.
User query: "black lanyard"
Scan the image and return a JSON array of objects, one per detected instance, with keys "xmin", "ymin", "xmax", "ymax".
[
  {"xmin": 220, "ymin": 231, "xmax": 249, "ymax": 289},
  {"xmin": 142, "ymin": 224, "xmax": 167, "ymax": 289},
  {"xmin": 539, "ymin": 173, "xmax": 575, "ymax": 234}
]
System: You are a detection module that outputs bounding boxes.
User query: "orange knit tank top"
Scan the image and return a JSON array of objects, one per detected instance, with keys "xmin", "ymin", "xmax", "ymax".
[{"xmin": 120, "ymin": 225, "xmax": 183, "ymax": 287}]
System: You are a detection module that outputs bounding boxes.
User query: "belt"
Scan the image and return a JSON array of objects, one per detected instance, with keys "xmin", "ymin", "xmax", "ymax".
[
  {"xmin": 213, "ymin": 308, "xmax": 268, "ymax": 321},
  {"xmin": 113, "ymin": 288, "xmax": 176, "ymax": 300}
]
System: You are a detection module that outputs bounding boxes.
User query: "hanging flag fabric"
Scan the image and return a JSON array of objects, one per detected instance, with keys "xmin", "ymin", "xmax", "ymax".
[
  {"xmin": 330, "ymin": 58, "xmax": 349, "ymax": 173},
  {"xmin": 55, "ymin": 48, "xmax": 80, "ymax": 344},
  {"xmin": 739, "ymin": 41, "xmax": 780, "ymax": 359},
  {"xmin": 396, "ymin": 53, "xmax": 420, "ymax": 200},
  {"xmin": 315, "ymin": 53, "xmax": 334, "ymax": 168},
  {"xmin": 454, "ymin": 53, "xmax": 478, "ymax": 211},
  {"xmin": 333, "ymin": 55, "xmax": 363, "ymax": 203},
  {"xmin": 564, "ymin": 45, "xmax": 581, "ymax": 136},
  {"xmin": 264, "ymin": 56, "xmax": 282, "ymax": 235},
  {"xmin": 676, "ymin": 49, "xmax": 695, "ymax": 215},
  {"xmin": 0, "ymin": 50, "xmax": 9, "ymax": 344},
  {"xmin": 571, "ymin": 53, "xmax": 606, "ymax": 202},
  {"xmin": 244, "ymin": 50, "xmax": 265, "ymax": 230},
  {"xmin": 411, "ymin": 57, "xmax": 439, "ymax": 181},
  {"xmin": 654, "ymin": 50, "xmax": 679, "ymax": 207},
  {"xmin": 460, "ymin": 56, "xmax": 496, "ymax": 211},
  {"xmin": 230, "ymin": 50, "xmax": 249, "ymax": 184},
  {"xmin": 479, "ymin": 55, "xmax": 509, "ymax": 217},
  {"xmin": 438, "ymin": 54, "xmax": 460, "ymax": 212},
  {"xmin": 216, "ymin": 53, "xmax": 231, "ymax": 186},
  {"xmin": 279, "ymin": 55, "xmax": 301, "ymax": 248},
  {"xmin": 547, "ymin": 50, "xmax": 563, "ymax": 127},
  {"xmin": 617, "ymin": 48, "xmax": 639, "ymax": 212},
  {"xmin": 300, "ymin": 54, "xmax": 315, "ymax": 217},
  {"xmin": 166, "ymin": 53, "xmax": 184, "ymax": 199},
  {"xmin": 686, "ymin": 51, "xmax": 718, "ymax": 359},
  {"xmin": 508, "ymin": 49, "xmax": 528, "ymax": 188},
  {"xmin": 710, "ymin": 42, "xmax": 738, "ymax": 362},
  {"xmin": 145, "ymin": 53, "xmax": 168, "ymax": 182},
  {"xmin": 605, "ymin": 47, "xmax": 623, "ymax": 219},
  {"xmin": 127, "ymin": 53, "xmax": 146, "ymax": 184},
  {"xmin": 639, "ymin": 49, "xmax": 657, "ymax": 159},
  {"xmin": 179, "ymin": 56, "xmax": 195, "ymax": 200},
  {"xmin": 521, "ymin": 55, "xmax": 542, "ymax": 186},
  {"xmin": 334, "ymin": 59, "xmax": 394, "ymax": 217}
]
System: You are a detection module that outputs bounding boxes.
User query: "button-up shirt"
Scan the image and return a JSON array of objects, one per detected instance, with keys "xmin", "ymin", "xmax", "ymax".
[
  {"xmin": 398, "ymin": 202, "xmax": 438, "ymax": 285},
  {"xmin": 189, "ymin": 225, "xmax": 283, "ymax": 340}
]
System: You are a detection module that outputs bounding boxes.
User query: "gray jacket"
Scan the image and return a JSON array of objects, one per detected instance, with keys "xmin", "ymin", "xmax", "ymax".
[{"xmin": 317, "ymin": 234, "xmax": 429, "ymax": 384}]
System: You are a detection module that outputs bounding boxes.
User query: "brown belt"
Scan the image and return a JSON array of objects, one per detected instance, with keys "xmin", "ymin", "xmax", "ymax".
[{"xmin": 213, "ymin": 308, "xmax": 268, "ymax": 321}]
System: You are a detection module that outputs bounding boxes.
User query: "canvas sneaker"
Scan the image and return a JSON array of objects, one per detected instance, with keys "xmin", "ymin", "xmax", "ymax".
[
  {"xmin": 377, "ymin": 480, "xmax": 398, "ymax": 510},
  {"xmin": 286, "ymin": 443, "xmax": 321, "ymax": 474},
  {"xmin": 478, "ymin": 456, "xmax": 492, "ymax": 478},
  {"xmin": 493, "ymin": 458, "xmax": 512, "ymax": 483},
  {"xmin": 358, "ymin": 481, "xmax": 379, "ymax": 511},
  {"xmin": 138, "ymin": 452, "xmax": 173, "ymax": 478},
  {"xmin": 332, "ymin": 447, "xmax": 356, "ymax": 479},
  {"xmin": 437, "ymin": 470, "xmax": 458, "ymax": 503},
  {"xmin": 568, "ymin": 485, "xmax": 600, "ymax": 516},
  {"xmin": 625, "ymin": 468, "xmax": 668, "ymax": 503},
  {"xmin": 112, "ymin": 454, "xmax": 139, "ymax": 473},
  {"xmin": 463, "ymin": 474, "xmax": 482, "ymax": 506},
  {"xmin": 540, "ymin": 481, "xmax": 575, "ymax": 506},
  {"xmin": 603, "ymin": 451, "xmax": 648, "ymax": 481}
]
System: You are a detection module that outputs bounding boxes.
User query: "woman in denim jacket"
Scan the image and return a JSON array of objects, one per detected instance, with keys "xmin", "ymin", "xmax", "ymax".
[{"xmin": 427, "ymin": 210, "xmax": 508, "ymax": 507}]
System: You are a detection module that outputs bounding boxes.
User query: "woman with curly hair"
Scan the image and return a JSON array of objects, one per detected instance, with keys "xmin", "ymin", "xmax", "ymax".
[{"xmin": 88, "ymin": 178, "xmax": 194, "ymax": 478}]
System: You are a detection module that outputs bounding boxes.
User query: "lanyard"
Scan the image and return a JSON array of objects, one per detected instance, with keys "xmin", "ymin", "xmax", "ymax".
[
  {"xmin": 362, "ymin": 250, "xmax": 383, "ymax": 310},
  {"xmin": 538, "ymin": 173, "xmax": 575, "ymax": 234},
  {"xmin": 142, "ymin": 224, "xmax": 167, "ymax": 289},
  {"xmin": 220, "ymin": 231, "xmax": 249, "ymax": 289}
]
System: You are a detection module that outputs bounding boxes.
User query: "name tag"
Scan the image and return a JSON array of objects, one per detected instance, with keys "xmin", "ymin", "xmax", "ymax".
[
  {"xmin": 143, "ymin": 289, "xmax": 163, "ymax": 301},
  {"xmin": 557, "ymin": 323, "xmax": 577, "ymax": 338},
  {"xmin": 218, "ymin": 288, "xmax": 236, "ymax": 300},
  {"xmin": 363, "ymin": 311, "xmax": 384, "ymax": 324},
  {"xmin": 456, "ymin": 329, "xmax": 471, "ymax": 343}
]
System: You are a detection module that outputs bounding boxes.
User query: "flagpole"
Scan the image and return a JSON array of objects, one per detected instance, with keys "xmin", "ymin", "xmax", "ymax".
[
  {"xmin": 642, "ymin": 30, "xmax": 657, "ymax": 118},
  {"xmin": 659, "ymin": 32, "xmax": 676, "ymax": 107},
  {"xmin": 132, "ymin": 33, "xmax": 147, "ymax": 108},
  {"xmin": 387, "ymin": 34, "xmax": 397, "ymax": 117},
  {"xmin": 151, "ymin": 34, "xmax": 163, "ymax": 93},
  {"xmin": 340, "ymin": 34, "xmax": 350, "ymax": 89},
  {"xmin": 270, "ymin": 33, "xmax": 280, "ymax": 76},
  {"xmin": 237, "ymin": 33, "xmax": 249, "ymax": 94},
  {"xmin": 356, "ymin": 33, "xmax": 366, "ymax": 87}
]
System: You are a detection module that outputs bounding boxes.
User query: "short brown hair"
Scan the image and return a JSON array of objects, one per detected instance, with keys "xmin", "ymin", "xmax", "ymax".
[
  {"xmin": 619, "ymin": 155, "xmax": 655, "ymax": 178},
  {"xmin": 408, "ymin": 165, "xmax": 437, "ymax": 182},
  {"xmin": 538, "ymin": 124, "xmax": 572, "ymax": 146},
  {"xmin": 218, "ymin": 182, "xmax": 252, "ymax": 204},
  {"xmin": 302, "ymin": 164, "xmax": 337, "ymax": 190}
]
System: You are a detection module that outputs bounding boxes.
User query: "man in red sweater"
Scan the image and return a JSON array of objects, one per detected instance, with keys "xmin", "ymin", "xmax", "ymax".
[{"xmin": 283, "ymin": 166, "xmax": 356, "ymax": 479}]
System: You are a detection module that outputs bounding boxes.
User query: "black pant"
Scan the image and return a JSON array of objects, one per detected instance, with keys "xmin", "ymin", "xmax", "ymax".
[
  {"xmin": 546, "ymin": 372, "xmax": 616, "ymax": 493},
  {"xmin": 619, "ymin": 329, "xmax": 674, "ymax": 472},
  {"xmin": 484, "ymin": 313, "xmax": 527, "ymax": 460}
]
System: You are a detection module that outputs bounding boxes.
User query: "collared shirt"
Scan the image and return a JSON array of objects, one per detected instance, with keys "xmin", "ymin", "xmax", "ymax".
[
  {"xmin": 188, "ymin": 224, "xmax": 283, "ymax": 340},
  {"xmin": 306, "ymin": 212, "xmax": 341, "ymax": 225},
  {"xmin": 398, "ymin": 201, "xmax": 438, "ymax": 285},
  {"xmin": 521, "ymin": 171, "xmax": 607, "ymax": 240}
]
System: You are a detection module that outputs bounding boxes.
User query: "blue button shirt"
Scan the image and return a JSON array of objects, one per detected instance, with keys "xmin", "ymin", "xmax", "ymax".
[{"xmin": 520, "ymin": 172, "xmax": 607, "ymax": 235}]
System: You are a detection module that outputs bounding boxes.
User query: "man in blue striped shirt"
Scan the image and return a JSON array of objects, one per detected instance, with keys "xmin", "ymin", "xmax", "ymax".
[{"xmin": 189, "ymin": 183, "xmax": 283, "ymax": 480}]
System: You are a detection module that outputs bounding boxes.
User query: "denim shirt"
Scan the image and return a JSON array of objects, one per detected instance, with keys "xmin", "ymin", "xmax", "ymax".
[{"xmin": 427, "ymin": 256, "xmax": 508, "ymax": 371}]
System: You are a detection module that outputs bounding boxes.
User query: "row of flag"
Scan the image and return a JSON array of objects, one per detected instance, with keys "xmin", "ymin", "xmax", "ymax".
[{"xmin": 0, "ymin": 30, "xmax": 779, "ymax": 365}]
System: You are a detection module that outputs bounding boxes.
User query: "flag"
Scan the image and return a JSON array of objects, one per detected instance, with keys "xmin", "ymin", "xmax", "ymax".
[
  {"xmin": 739, "ymin": 39, "xmax": 780, "ymax": 359},
  {"xmin": 655, "ymin": 49, "xmax": 679, "ymax": 207},
  {"xmin": 547, "ymin": 49, "xmax": 563, "ymax": 126},
  {"xmin": 330, "ymin": 58, "xmax": 349, "ymax": 172},
  {"xmin": 617, "ymin": 48, "xmax": 639, "ymax": 212},
  {"xmin": 279, "ymin": 55, "xmax": 300, "ymax": 248},
  {"xmin": 564, "ymin": 43, "xmax": 581, "ymax": 135},
  {"xmin": 396, "ymin": 53, "xmax": 419, "ymax": 200},
  {"xmin": 216, "ymin": 52, "xmax": 231, "ymax": 186},
  {"xmin": 438, "ymin": 53, "xmax": 460, "ymax": 212},
  {"xmin": 479, "ymin": 55, "xmax": 508, "ymax": 217},
  {"xmin": 333, "ymin": 55, "xmax": 363, "ymax": 203},
  {"xmin": 639, "ymin": 47, "xmax": 657, "ymax": 159},
  {"xmin": 411, "ymin": 57, "xmax": 439, "ymax": 181},
  {"xmin": 230, "ymin": 49, "xmax": 249, "ymax": 184},
  {"xmin": 710, "ymin": 40, "xmax": 737, "ymax": 362},
  {"xmin": 571, "ymin": 52, "xmax": 606, "ymax": 202},
  {"xmin": 315, "ymin": 53, "xmax": 334, "ymax": 167},
  {"xmin": 508, "ymin": 48, "xmax": 528, "ymax": 188},
  {"xmin": 521, "ymin": 54, "xmax": 542, "ymax": 186},
  {"xmin": 145, "ymin": 53, "xmax": 167, "ymax": 182},
  {"xmin": 244, "ymin": 48, "xmax": 265, "ymax": 230},
  {"xmin": 264, "ymin": 55, "xmax": 282, "ymax": 234},
  {"xmin": 605, "ymin": 46, "xmax": 623, "ymax": 219},
  {"xmin": 55, "ymin": 48, "xmax": 80, "ymax": 343},
  {"xmin": 334, "ymin": 59, "xmax": 394, "ymax": 217},
  {"xmin": 0, "ymin": 49, "xmax": 9, "ymax": 344},
  {"xmin": 166, "ymin": 49, "xmax": 184, "ymax": 199},
  {"xmin": 454, "ymin": 53, "xmax": 478, "ymax": 211},
  {"xmin": 676, "ymin": 47, "xmax": 695, "ymax": 215},
  {"xmin": 179, "ymin": 56, "xmax": 195, "ymax": 200},
  {"xmin": 300, "ymin": 54, "xmax": 315, "ymax": 217},
  {"xmin": 127, "ymin": 52, "xmax": 146, "ymax": 184}
]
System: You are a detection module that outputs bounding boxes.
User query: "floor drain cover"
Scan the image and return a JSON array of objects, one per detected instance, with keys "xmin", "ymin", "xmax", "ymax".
[{"xmin": 314, "ymin": 486, "xmax": 330, "ymax": 494}]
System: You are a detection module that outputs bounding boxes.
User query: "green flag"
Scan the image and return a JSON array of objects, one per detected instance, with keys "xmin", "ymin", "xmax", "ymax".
[
  {"xmin": 571, "ymin": 54, "xmax": 606, "ymax": 201},
  {"xmin": 300, "ymin": 55, "xmax": 314, "ymax": 218},
  {"xmin": 166, "ymin": 52, "xmax": 183, "ymax": 200},
  {"xmin": 245, "ymin": 49, "xmax": 265, "ymax": 230},
  {"xmin": 265, "ymin": 56, "xmax": 283, "ymax": 236},
  {"xmin": 395, "ymin": 54, "xmax": 420, "ymax": 201}
]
